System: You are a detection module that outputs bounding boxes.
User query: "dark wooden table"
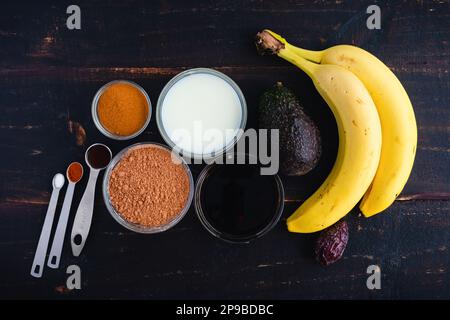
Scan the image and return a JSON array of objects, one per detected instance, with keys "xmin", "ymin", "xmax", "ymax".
[{"xmin": 1, "ymin": 0, "xmax": 449, "ymax": 299}]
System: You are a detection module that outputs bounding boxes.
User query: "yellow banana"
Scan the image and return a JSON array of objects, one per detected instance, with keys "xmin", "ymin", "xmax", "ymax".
[
  {"xmin": 287, "ymin": 38, "xmax": 417, "ymax": 217},
  {"xmin": 256, "ymin": 30, "xmax": 382, "ymax": 233}
]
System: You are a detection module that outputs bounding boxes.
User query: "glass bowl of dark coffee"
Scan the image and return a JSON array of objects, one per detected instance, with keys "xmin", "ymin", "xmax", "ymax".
[{"xmin": 194, "ymin": 153, "xmax": 284, "ymax": 243}]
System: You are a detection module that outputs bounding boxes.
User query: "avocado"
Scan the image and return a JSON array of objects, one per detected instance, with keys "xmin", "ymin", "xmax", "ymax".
[{"xmin": 259, "ymin": 82, "xmax": 321, "ymax": 176}]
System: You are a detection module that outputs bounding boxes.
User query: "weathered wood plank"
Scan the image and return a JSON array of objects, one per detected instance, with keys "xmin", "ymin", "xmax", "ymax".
[
  {"xmin": 0, "ymin": 1, "xmax": 448, "ymax": 68},
  {"xmin": 0, "ymin": 65, "xmax": 448, "ymax": 204},
  {"xmin": 0, "ymin": 200, "xmax": 449, "ymax": 299}
]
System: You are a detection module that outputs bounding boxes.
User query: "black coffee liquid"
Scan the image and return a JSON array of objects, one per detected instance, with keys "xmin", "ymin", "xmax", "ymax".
[
  {"xmin": 87, "ymin": 144, "xmax": 111, "ymax": 169},
  {"xmin": 200, "ymin": 163, "xmax": 281, "ymax": 241}
]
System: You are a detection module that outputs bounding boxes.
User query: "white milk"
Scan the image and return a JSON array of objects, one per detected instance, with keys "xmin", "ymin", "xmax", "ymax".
[{"xmin": 161, "ymin": 72, "xmax": 243, "ymax": 156}]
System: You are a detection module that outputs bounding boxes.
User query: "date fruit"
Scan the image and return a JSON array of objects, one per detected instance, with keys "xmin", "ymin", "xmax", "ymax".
[{"xmin": 315, "ymin": 220, "xmax": 349, "ymax": 266}]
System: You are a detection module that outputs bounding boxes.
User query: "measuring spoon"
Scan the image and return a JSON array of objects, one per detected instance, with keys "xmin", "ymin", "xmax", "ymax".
[
  {"xmin": 71, "ymin": 143, "xmax": 111, "ymax": 257},
  {"xmin": 30, "ymin": 173, "xmax": 65, "ymax": 278},
  {"xmin": 48, "ymin": 162, "xmax": 84, "ymax": 268}
]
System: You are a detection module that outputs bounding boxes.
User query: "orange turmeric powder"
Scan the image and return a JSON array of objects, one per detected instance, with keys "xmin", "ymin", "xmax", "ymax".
[{"xmin": 97, "ymin": 82, "xmax": 149, "ymax": 136}]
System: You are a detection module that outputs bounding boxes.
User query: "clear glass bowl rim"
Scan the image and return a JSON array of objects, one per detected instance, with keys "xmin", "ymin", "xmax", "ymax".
[
  {"xmin": 194, "ymin": 154, "xmax": 285, "ymax": 244},
  {"xmin": 155, "ymin": 68, "xmax": 248, "ymax": 159},
  {"xmin": 102, "ymin": 142, "xmax": 194, "ymax": 234},
  {"xmin": 92, "ymin": 80, "xmax": 152, "ymax": 141}
]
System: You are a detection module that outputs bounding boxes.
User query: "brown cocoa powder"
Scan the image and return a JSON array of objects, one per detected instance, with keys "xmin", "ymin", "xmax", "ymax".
[{"xmin": 108, "ymin": 145, "xmax": 190, "ymax": 227}]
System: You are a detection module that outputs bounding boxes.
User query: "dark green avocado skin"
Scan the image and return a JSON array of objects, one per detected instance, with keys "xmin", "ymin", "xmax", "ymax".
[{"xmin": 259, "ymin": 83, "xmax": 321, "ymax": 176}]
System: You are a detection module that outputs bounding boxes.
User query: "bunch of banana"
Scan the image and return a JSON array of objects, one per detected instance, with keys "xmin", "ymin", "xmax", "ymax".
[{"xmin": 256, "ymin": 29, "xmax": 417, "ymax": 233}]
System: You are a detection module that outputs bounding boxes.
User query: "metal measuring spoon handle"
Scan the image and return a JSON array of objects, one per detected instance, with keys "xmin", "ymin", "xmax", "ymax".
[
  {"xmin": 48, "ymin": 182, "xmax": 75, "ymax": 268},
  {"xmin": 70, "ymin": 143, "xmax": 111, "ymax": 257},
  {"xmin": 48, "ymin": 162, "xmax": 83, "ymax": 268},
  {"xmin": 70, "ymin": 168, "xmax": 99, "ymax": 257},
  {"xmin": 31, "ymin": 173, "xmax": 65, "ymax": 278}
]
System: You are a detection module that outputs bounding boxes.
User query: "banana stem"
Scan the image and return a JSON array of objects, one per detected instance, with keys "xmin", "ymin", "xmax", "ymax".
[
  {"xmin": 278, "ymin": 43, "xmax": 319, "ymax": 78},
  {"xmin": 290, "ymin": 46, "xmax": 324, "ymax": 63},
  {"xmin": 255, "ymin": 30, "xmax": 320, "ymax": 78},
  {"xmin": 263, "ymin": 29, "xmax": 324, "ymax": 62}
]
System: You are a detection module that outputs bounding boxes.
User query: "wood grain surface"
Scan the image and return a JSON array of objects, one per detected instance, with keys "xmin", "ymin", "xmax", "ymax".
[{"xmin": 0, "ymin": 0, "xmax": 449, "ymax": 299}]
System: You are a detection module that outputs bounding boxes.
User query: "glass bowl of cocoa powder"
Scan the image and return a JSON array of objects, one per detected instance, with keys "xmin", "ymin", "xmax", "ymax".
[{"xmin": 102, "ymin": 142, "xmax": 194, "ymax": 233}]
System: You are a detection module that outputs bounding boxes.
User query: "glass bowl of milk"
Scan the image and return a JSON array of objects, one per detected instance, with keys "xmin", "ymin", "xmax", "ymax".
[{"xmin": 156, "ymin": 68, "xmax": 247, "ymax": 160}]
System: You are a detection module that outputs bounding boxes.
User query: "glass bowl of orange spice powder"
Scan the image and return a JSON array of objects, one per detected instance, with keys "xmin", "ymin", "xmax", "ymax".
[{"xmin": 92, "ymin": 80, "xmax": 151, "ymax": 140}]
